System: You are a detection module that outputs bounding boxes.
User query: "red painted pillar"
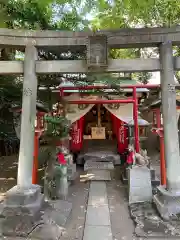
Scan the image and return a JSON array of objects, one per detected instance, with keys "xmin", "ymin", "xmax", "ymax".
[
  {"xmin": 156, "ymin": 109, "xmax": 166, "ymax": 185},
  {"xmin": 32, "ymin": 132, "xmax": 39, "ymax": 184},
  {"xmin": 32, "ymin": 113, "xmax": 41, "ymax": 184},
  {"xmin": 132, "ymin": 87, "xmax": 140, "ymax": 153}
]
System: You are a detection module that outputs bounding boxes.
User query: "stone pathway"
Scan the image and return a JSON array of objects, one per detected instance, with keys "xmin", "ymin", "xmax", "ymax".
[{"xmin": 83, "ymin": 182, "xmax": 113, "ymax": 240}]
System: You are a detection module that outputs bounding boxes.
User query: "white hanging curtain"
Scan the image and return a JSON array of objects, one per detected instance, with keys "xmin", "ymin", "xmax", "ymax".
[
  {"xmin": 103, "ymin": 103, "xmax": 133, "ymax": 122},
  {"xmin": 64, "ymin": 93, "xmax": 149, "ymax": 125},
  {"xmin": 64, "ymin": 93, "xmax": 95, "ymax": 124},
  {"xmin": 103, "ymin": 103, "xmax": 149, "ymax": 126}
]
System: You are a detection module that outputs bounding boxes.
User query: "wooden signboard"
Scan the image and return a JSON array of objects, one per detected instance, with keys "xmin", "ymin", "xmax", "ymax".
[{"xmin": 91, "ymin": 127, "xmax": 106, "ymax": 139}]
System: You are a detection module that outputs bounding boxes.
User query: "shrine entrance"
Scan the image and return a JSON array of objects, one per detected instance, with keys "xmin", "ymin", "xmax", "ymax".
[
  {"xmin": 83, "ymin": 105, "xmax": 115, "ymax": 141},
  {"xmin": 77, "ymin": 104, "xmax": 120, "ymax": 165}
]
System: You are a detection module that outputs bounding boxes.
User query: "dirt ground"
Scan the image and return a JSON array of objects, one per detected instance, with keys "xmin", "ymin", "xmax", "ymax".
[
  {"xmin": 0, "ymin": 155, "xmax": 18, "ymax": 200},
  {"xmin": 0, "ymin": 154, "xmax": 45, "ymax": 201}
]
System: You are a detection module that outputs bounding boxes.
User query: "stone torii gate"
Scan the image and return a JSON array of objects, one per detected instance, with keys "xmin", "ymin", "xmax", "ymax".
[{"xmin": 1, "ymin": 27, "xmax": 180, "ymax": 224}]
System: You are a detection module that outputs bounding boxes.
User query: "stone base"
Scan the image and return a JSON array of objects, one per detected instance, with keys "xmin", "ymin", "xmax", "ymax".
[
  {"xmin": 128, "ymin": 166, "xmax": 152, "ymax": 204},
  {"xmin": 154, "ymin": 185, "xmax": 180, "ymax": 220},
  {"xmin": 129, "ymin": 202, "xmax": 180, "ymax": 238},
  {"xmin": 126, "ymin": 167, "xmax": 155, "ymax": 179},
  {"xmin": 0, "ymin": 185, "xmax": 72, "ymax": 238},
  {"xmin": 122, "ymin": 173, "xmax": 160, "ymax": 187},
  {"xmin": 0, "ymin": 184, "xmax": 44, "ymax": 237},
  {"xmin": 77, "ymin": 151, "xmax": 121, "ymax": 165},
  {"xmin": 67, "ymin": 164, "xmax": 77, "ymax": 181},
  {"xmin": 122, "ymin": 166, "xmax": 160, "ymax": 187}
]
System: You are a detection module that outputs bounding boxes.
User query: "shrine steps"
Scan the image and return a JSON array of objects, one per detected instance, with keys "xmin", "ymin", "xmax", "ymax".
[
  {"xmin": 84, "ymin": 160, "xmax": 114, "ymax": 181},
  {"xmin": 77, "ymin": 140, "xmax": 121, "ymax": 166}
]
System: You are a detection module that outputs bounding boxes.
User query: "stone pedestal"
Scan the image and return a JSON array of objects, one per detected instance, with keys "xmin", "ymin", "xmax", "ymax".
[
  {"xmin": 67, "ymin": 163, "xmax": 77, "ymax": 181},
  {"xmin": 153, "ymin": 185, "xmax": 180, "ymax": 220},
  {"xmin": 0, "ymin": 185, "xmax": 72, "ymax": 238},
  {"xmin": 128, "ymin": 166, "xmax": 152, "ymax": 204},
  {"xmin": 0, "ymin": 185, "xmax": 44, "ymax": 237},
  {"xmin": 122, "ymin": 166, "xmax": 160, "ymax": 186}
]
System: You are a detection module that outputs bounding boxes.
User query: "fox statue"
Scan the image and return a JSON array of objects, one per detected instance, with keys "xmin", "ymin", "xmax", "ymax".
[
  {"xmin": 127, "ymin": 144, "xmax": 150, "ymax": 166},
  {"xmin": 135, "ymin": 149, "xmax": 150, "ymax": 166}
]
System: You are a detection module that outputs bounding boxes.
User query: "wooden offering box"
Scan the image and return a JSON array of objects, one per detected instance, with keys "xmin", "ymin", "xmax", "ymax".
[{"xmin": 91, "ymin": 127, "xmax": 106, "ymax": 139}]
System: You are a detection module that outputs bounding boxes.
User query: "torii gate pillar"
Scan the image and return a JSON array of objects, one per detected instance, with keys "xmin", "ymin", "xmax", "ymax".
[
  {"xmin": 17, "ymin": 45, "xmax": 38, "ymax": 186},
  {"xmin": 154, "ymin": 41, "xmax": 180, "ymax": 220},
  {"xmin": 1, "ymin": 46, "xmax": 44, "ymax": 235}
]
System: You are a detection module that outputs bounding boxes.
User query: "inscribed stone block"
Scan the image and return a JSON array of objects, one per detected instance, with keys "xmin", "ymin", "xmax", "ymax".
[{"xmin": 128, "ymin": 166, "xmax": 152, "ymax": 204}]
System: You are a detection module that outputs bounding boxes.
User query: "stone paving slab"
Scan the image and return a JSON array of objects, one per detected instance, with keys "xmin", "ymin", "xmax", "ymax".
[
  {"xmin": 88, "ymin": 182, "xmax": 108, "ymax": 206},
  {"xmin": 88, "ymin": 182, "xmax": 106, "ymax": 195},
  {"xmin": 83, "ymin": 182, "xmax": 112, "ymax": 240},
  {"xmin": 89, "ymin": 181, "xmax": 106, "ymax": 191},
  {"xmin": 88, "ymin": 192, "xmax": 108, "ymax": 206},
  {"xmin": 86, "ymin": 205, "xmax": 111, "ymax": 226},
  {"xmin": 84, "ymin": 161, "xmax": 114, "ymax": 171},
  {"xmin": 83, "ymin": 225, "xmax": 113, "ymax": 240},
  {"xmin": 87, "ymin": 170, "xmax": 111, "ymax": 181}
]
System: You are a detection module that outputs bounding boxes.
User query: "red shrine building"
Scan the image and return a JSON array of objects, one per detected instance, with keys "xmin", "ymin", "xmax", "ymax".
[{"xmin": 58, "ymin": 79, "xmax": 150, "ymax": 164}]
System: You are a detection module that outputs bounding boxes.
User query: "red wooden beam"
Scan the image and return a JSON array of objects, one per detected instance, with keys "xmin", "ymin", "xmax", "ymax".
[
  {"xmin": 67, "ymin": 99, "xmax": 134, "ymax": 104},
  {"xmin": 59, "ymin": 84, "xmax": 160, "ymax": 91}
]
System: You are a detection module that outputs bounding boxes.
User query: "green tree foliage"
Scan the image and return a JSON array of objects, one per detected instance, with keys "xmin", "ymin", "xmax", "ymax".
[
  {"xmin": 91, "ymin": 0, "xmax": 180, "ymax": 83},
  {"xmin": 0, "ymin": 0, "xmax": 90, "ymax": 107}
]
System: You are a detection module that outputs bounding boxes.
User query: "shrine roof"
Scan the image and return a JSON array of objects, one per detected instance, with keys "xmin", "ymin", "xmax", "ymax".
[
  {"xmin": 10, "ymin": 102, "xmax": 49, "ymax": 113},
  {"xmin": 141, "ymin": 99, "xmax": 180, "ymax": 111},
  {"xmin": 57, "ymin": 79, "xmax": 149, "ymax": 93}
]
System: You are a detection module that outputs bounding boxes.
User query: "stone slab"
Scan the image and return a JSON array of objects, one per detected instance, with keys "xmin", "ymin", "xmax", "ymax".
[
  {"xmin": 86, "ymin": 205, "xmax": 110, "ymax": 226},
  {"xmin": 128, "ymin": 166, "xmax": 152, "ymax": 204},
  {"xmin": 88, "ymin": 182, "xmax": 108, "ymax": 206},
  {"xmin": 83, "ymin": 225, "xmax": 113, "ymax": 240},
  {"xmin": 154, "ymin": 186, "xmax": 180, "ymax": 220},
  {"xmin": 48, "ymin": 200, "xmax": 72, "ymax": 216},
  {"xmin": 89, "ymin": 182, "xmax": 106, "ymax": 193},
  {"xmin": 83, "ymin": 151, "xmax": 120, "ymax": 165},
  {"xmin": 2, "ymin": 194, "xmax": 44, "ymax": 217},
  {"xmin": 28, "ymin": 223, "xmax": 64, "ymax": 240},
  {"xmin": 43, "ymin": 200, "xmax": 72, "ymax": 227},
  {"xmin": 130, "ymin": 202, "xmax": 180, "ymax": 238},
  {"xmin": 0, "ymin": 185, "xmax": 45, "ymax": 237},
  {"xmin": 87, "ymin": 170, "xmax": 111, "ymax": 181},
  {"xmin": 122, "ymin": 173, "xmax": 160, "ymax": 187},
  {"xmin": 84, "ymin": 161, "xmax": 114, "ymax": 171},
  {"xmin": 125, "ymin": 166, "xmax": 156, "ymax": 180},
  {"xmin": 1, "ymin": 214, "xmax": 41, "ymax": 237},
  {"xmin": 4, "ymin": 185, "xmax": 41, "ymax": 206}
]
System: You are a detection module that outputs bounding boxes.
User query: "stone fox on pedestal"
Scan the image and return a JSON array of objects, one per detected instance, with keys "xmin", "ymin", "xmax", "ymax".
[{"xmin": 44, "ymin": 146, "xmax": 71, "ymax": 200}]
